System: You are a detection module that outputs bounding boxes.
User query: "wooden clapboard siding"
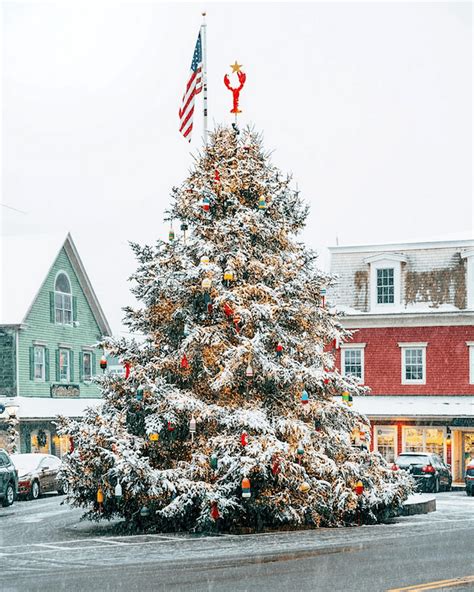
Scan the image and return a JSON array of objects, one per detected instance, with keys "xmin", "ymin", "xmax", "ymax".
[{"xmin": 17, "ymin": 247, "xmax": 104, "ymax": 399}]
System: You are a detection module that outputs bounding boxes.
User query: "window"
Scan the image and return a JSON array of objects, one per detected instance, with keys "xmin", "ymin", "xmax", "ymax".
[
  {"xmin": 467, "ymin": 343, "xmax": 474, "ymax": 384},
  {"xmin": 31, "ymin": 429, "xmax": 51, "ymax": 454},
  {"xmin": 341, "ymin": 344, "xmax": 365, "ymax": 383},
  {"xmin": 83, "ymin": 352, "xmax": 92, "ymax": 381},
  {"xmin": 55, "ymin": 272, "xmax": 72, "ymax": 325},
  {"xmin": 403, "ymin": 427, "xmax": 445, "ymax": 459},
  {"xmin": 377, "ymin": 268, "xmax": 394, "ymax": 304},
  {"xmin": 34, "ymin": 346, "xmax": 45, "ymax": 381},
  {"xmin": 374, "ymin": 426, "xmax": 397, "ymax": 463},
  {"xmin": 59, "ymin": 349, "xmax": 70, "ymax": 382},
  {"xmin": 399, "ymin": 343, "xmax": 427, "ymax": 385}
]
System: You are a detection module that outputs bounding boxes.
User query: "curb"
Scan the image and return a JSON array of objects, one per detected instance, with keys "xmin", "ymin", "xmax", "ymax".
[{"xmin": 402, "ymin": 494, "xmax": 436, "ymax": 516}]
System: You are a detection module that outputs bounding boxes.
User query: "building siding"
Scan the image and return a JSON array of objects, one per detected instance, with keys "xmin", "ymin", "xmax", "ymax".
[
  {"xmin": 337, "ymin": 325, "xmax": 474, "ymax": 395},
  {"xmin": 0, "ymin": 328, "xmax": 16, "ymax": 397},
  {"xmin": 17, "ymin": 248, "xmax": 104, "ymax": 399}
]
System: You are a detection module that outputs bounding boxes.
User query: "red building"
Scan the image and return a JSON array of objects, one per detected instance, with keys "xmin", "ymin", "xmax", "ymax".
[{"xmin": 329, "ymin": 239, "xmax": 474, "ymax": 484}]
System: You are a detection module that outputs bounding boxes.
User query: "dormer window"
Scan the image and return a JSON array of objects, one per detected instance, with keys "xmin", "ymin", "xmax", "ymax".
[
  {"xmin": 55, "ymin": 272, "xmax": 72, "ymax": 325},
  {"xmin": 364, "ymin": 253, "xmax": 407, "ymax": 311}
]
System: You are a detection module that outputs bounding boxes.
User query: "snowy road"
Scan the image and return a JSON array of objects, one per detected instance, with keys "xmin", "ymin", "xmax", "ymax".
[{"xmin": 0, "ymin": 491, "xmax": 472, "ymax": 592}]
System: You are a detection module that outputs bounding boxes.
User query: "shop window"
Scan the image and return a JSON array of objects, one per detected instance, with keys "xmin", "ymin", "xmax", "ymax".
[
  {"xmin": 374, "ymin": 426, "xmax": 397, "ymax": 463},
  {"xmin": 31, "ymin": 429, "xmax": 51, "ymax": 454},
  {"xmin": 403, "ymin": 427, "xmax": 445, "ymax": 458},
  {"xmin": 52, "ymin": 434, "xmax": 72, "ymax": 458}
]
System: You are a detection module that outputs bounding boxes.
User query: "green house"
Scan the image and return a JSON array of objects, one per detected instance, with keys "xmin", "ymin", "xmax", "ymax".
[{"xmin": 0, "ymin": 233, "xmax": 111, "ymax": 456}]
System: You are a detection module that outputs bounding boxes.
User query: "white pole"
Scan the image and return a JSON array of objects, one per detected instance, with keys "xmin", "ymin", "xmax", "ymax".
[{"xmin": 201, "ymin": 13, "xmax": 208, "ymax": 145}]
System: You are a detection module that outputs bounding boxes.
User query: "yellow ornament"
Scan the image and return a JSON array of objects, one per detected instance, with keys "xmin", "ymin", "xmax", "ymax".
[
  {"xmin": 299, "ymin": 481, "xmax": 310, "ymax": 493},
  {"xmin": 200, "ymin": 256, "xmax": 210, "ymax": 265},
  {"xmin": 230, "ymin": 60, "xmax": 243, "ymax": 73},
  {"xmin": 223, "ymin": 269, "xmax": 234, "ymax": 282},
  {"xmin": 149, "ymin": 433, "xmax": 159, "ymax": 442},
  {"xmin": 202, "ymin": 278, "xmax": 212, "ymax": 290}
]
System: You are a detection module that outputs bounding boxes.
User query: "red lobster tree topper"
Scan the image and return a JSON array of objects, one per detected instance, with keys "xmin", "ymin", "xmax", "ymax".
[{"xmin": 224, "ymin": 61, "xmax": 247, "ymax": 115}]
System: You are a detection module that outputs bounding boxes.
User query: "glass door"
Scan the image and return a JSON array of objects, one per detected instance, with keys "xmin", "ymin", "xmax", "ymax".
[{"xmin": 462, "ymin": 433, "xmax": 474, "ymax": 476}]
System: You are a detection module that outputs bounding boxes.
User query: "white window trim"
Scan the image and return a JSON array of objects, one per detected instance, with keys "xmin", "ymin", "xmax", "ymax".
[
  {"xmin": 54, "ymin": 270, "xmax": 73, "ymax": 326},
  {"xmin": 59, "ymin": 348, "xmax": 71, "ymax": 382},
  {"xmin": 398, "ymin": 342, "xmax": 427, "ymax": 385},
  {"xmin": 34, "ymin": 346, "xmax": 45, "ymax": 382},
  {"xmin": 82, "ymin": 351, "xmax": 93, "ymax": 382},
  {"xmin": 373, "ymin": 425, "xmax": 398, "ymax": 461},
  {"xmin": 365, "ymin": 254, "xmax": 406, "ymax": 312},
  {"xmin": 467, "ymin": 342, "xmax": 474, "ymax": 385},
  {"xmin": 340, "ymin": 343, "xmax": 366, "ymax": 384},
  {"xmin": 402, "ymin": 426, "xmax": 447, "ymax": 461},
  {"xmin": 461, "ymin": 250, "xmax": 474, "ymax": 310}
]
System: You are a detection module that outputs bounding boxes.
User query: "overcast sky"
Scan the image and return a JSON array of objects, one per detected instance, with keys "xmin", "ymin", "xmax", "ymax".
[{"xmin": 1, "ymin": 1, "xmax": 472, "ymax": 335}]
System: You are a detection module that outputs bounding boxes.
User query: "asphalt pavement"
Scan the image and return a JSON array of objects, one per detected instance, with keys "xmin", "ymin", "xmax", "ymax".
[{"xmin": 0, "ymin": 491, "xmax": 472, "ymax": 592}]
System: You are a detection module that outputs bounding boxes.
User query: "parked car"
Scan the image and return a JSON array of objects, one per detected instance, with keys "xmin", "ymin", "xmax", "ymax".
[
  {"xmin": 0, "ymin": 449, "xmax": 18, "ymax": 507},
  {"xmin": 393, "ymin": 452, "xmax": 452, "ymax": 493},
  {"xmin": 11, "ymin": 453, "xmax": 69, "ymax": 499},
  {"xmin": 465, "ymin": 461, "xmax": 474, "ymax": 496}
]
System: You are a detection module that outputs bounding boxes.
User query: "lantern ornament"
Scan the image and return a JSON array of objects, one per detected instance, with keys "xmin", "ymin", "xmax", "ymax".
[
  {"xmin": 299, "ymin": 481, "xmax": 310, "ymax": 493},
  {"xmin": 200, "ymin": 255, "xmax": 210, "ymax": 266},
  {"xmin": 210, "ymin": 453, "xmax": 218, "ymax": 471},
  {"xmin": 168, "ymin": 227, "xmax": 175, "ymax": 242},
  {"xmin": 210, "ymin": 501, "xmax": 220, "ymax": 521},
  {"xmin": 342, "ymin": 390, "xmax": 350, "ymax": 405},
  {"xmin": 201, "ymin": 195, "xmax": 210, "ymax": 211},
  {"xmin": 301, "ymin": 390, "xmax": 309, "ymax": 405},
  {"xmin": 241, "ymin": 432, "xmax": 249, "ymax": 446},
  {"xmin": 100, "ymin": 355, "xmax": 107, "ymax": 372},
  {"xmin": 149, "ymin": 433, "xmax": 159, "ymax": 442},
  {"xmin": 276, "ymin": 343, "xmax": 283, "ymax": 357},
  {"xmin": 241, "ymin": 477, "xmax": 251, "ymax": 498},
  {"xmin": 258, "ymin": 196, "xmax": 267, "ymax": 210},
  {"xmin": 354, "ymin": 480, "xmax": 364, "ymax": 496},
  {"xmin": 114, "ymin": 482, "xmax": 122, "ymax": 500},
  {"xmin": 223, "ymin": 269, "xmax": 235, "ymax": 284},
  {"xmin": 181, "ymin": 354, "xmax": 189, "ymax": 370},
  {"xmin": 189, "ymin": 416, "xmax": 197, "ymax": 441},
  {"xmin": 320, "ymin": 287, "xmax": 327, "ymax": 308}
]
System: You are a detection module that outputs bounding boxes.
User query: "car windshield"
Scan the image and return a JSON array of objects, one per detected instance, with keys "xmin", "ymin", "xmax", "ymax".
[
  {"xmin": 11, "ymin": 454, "xmax": 43, "ymax": 474},
  {"xmin": 396, "ymin": 455, "xmax": 430, "ymax": 465}
]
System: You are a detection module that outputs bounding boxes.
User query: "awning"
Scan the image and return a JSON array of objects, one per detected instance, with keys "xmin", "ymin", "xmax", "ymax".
[
  {"xmin": 347, "ymin": 395, "xmax": 474, "ymax": 419},
  {"xmin": 0, "ymin": 396, "xmax": 102, "ymax": 420}
]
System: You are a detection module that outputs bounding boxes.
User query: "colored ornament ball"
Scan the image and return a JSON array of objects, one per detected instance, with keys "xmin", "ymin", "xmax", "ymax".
[
  {"xmin": 201, "ymin": 196, "xmax": 210, "ymax": 211},
  {"xmin": 241, "ymin": 432, "xmax": 249, "ymax": 446},
  {"xmin": 241, "ymin": 477, "xmax": 251, "ymax": 498},
  {"xmin": 299, "ymin": 481, "xmax": 310, "ymax": 493},
  {"xmin": 258, "ymin": 196, "xmax": 267, "ymax": 210},
  {"xmin": 100, "ymin": 356, "xmax": 107, "ymax": 370},
  {"xmin": 140, "ymin": 506, "xmax": 150, "ymax": 518},
  {"xmin": 301, "ymin": 390, "xmax": 309, "ymax": 405}
]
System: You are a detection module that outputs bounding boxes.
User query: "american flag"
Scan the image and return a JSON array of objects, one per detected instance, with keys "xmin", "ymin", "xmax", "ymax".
[{"xmin": 179, "ymin": 32, "xmax": 203, "ymax": 142}]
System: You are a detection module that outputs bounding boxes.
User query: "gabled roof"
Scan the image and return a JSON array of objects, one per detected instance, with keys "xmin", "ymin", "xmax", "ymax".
[{"xmin": 0, "ymin": 233, "xmax": 111, "ymax": 335}]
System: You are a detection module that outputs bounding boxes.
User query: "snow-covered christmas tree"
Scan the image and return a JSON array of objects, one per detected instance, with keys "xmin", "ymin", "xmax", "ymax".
[{"xmin": 59, "ymin": 126, "xmax": 412, "ymax": 532}]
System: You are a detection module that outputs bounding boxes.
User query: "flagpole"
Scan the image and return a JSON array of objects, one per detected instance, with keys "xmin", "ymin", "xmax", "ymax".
[{"xmin": 201, "ymin": 12, "xmax": 208, "ymax": 145}]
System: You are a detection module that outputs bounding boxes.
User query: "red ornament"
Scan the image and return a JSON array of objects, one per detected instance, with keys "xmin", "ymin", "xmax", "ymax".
[
  {"xmin": 354, "ymin": 481, "xmax": 364, "ymax": 496},
  {"xmin": 167, "ymin": 421, "xmax": 175, "ymax": 432},
  {"xmin": 241, "ymin": 432, "xmax": 248, "ymax": 447},
  {"xmin": 224, "ymin": 66, "xmax": 247, "ymax": 114},
  {"xmin": 271, "ymin": 458, "xmax": 281, "ymax": 476},
  {"xmin": 100, "ymin": 355, "xmax": 107, "ymax": 370},
  {"xmin": 276, "ymin": 343, "xmax": 283, "ymax": 356},
  {"xmin": 223, "ymin": 302, "xmax": 234, "ymax": 318},
  {"xmin": 210, "ymin": 501, "xmax": 220, "ymax": 521},
  {"xmin": 214, "ymin": 170, "xmax": 220, "ymax": 183},
  {"xmin": 207, "ymin": 302, "xmax": 213, "ymax": 315},
  {"xmin": 181, "ymin": 354, "xmax": 189, "ymax": 370},
  {"xmin": 69, "ymin": 437, "xmax": 74, "ymax": 453},
  {"xmin": 124, "ymin": 362, "xmax": 131, "ymax": 379}
]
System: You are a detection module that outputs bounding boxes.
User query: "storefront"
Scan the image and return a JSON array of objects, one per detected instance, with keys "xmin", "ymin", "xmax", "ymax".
[{"xmin": 349, "ymin": 395, "xmax": 474, "ymax": 483}]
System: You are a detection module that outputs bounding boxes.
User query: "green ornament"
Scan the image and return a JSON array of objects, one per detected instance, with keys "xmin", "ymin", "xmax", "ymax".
[{"xmin": 210, "ymin": 453, "xmax": 218, "ymax": 470}]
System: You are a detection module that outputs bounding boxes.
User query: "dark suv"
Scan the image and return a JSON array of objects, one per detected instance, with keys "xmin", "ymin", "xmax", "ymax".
[
  {"xmin": 394, "ymin": 452, "xmax": 452, "ymax": 493},
  {"xmin": 0, "ymin": 448, "xmax": 18, "ymax": 506}
]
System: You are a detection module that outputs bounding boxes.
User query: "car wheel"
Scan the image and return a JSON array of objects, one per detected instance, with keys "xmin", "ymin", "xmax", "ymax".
[
  {"xmin": 58, "ymin": 480, "xmax": 69, "ymax": 495},
  {"xmin": 2, "ymin": 482, "xmax": 15, "ymax": 507},
  {"xmin": 30, "ymin": 480, "xmax": 40, "ymax": 500}
]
